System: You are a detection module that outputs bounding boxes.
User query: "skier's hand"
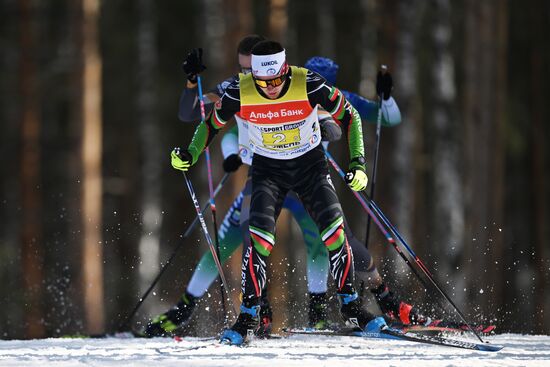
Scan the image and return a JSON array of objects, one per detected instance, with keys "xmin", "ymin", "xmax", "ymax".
[
  {"xmin": 222, "ymin": 154, "xmax": 243, "ymax": 173},
  {"xmin": 182, "ymin": 48, "xmax": 207, "ymax": 83},
  {"xmin": 171, "ymin": 147, "xmax": 192, "ymax": 171},
  {"xmin": 345, "ymin": 169, "xmax": 368, "ymax": 191},
  {"xmin": 319, "ymin": 116, "xmax": 342, "ymax": 142},
  {"xmin": 376, "ymin": 65, "xmax": 392, "ymax": 100}
]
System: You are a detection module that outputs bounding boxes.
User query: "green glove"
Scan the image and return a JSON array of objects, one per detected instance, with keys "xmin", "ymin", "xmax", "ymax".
[
  {"xmin": 171, "ymin": 148, "xmax": 192, "ymax": 171},
  {"xmin": 346, "ymin": 169, "xmax": 368, "ymax": 191}
]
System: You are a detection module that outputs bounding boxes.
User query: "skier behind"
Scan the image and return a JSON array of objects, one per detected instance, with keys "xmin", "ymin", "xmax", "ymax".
[
  {"xmin": 145, "ymin": 37, "xmax": 430, "ymax": 339},
  {"xmin": 303, "ymin": 56, "xmax": 432, "ymax": 327},
  {"xmin": 169, "ymin": 39, "xmax": 398, "ymax": 345}
]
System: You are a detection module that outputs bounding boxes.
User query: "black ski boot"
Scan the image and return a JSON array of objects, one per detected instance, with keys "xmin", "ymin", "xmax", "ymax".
[
  {"xmin": 371, "ymin": 283, "xmax": 431, "ymax": 326},
  {"xmin": 256, "ymin": 293, "xmax": 273, "ymax": 337},
  {"xmin": 308, "ymin": 292, "xmax": 329, "ymax": 329},
  {"xmin": 220, "ymin": 304, "xmax": 260, "ymax": 345},
  {"xmin": 144, "ymin": 292, "xmax": 197, "ymax": 337},
  {"xmin": 339, "ymin": 293, "xmax": 383, "ymax": 330}
]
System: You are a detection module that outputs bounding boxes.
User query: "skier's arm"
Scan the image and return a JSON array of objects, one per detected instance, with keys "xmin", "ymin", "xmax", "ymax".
[
  {"xmin": 307, "ymin": 72, "xmax": 365, "ymax": 172},
  {"xmin": 178, "ymin": 76, "xmax": 237, "ymax": 122},
  {"xmin": 186, "ymin": 83, "xmax": 241, "ymax": 164},
  {"xmin": 177, "ymin": 81, "xmax": 218, "ymax": 122},
  {"xmin": 221, "ymin": 124, "xmax": 239, "ymax": 159},
  {"xmin": 318, "ymin": 109, "xmax": 342, "ymax": 142},
  {"xmin": 342, "ymin": 91, "xmax": 402, "ymax": 127},
  {"xmin": 220, "ymin": 124, "xmax": 243, "ymax": 172},
  {"xmin": 178, "ymin": 47, "xmax": 216, "ymax": 122}
]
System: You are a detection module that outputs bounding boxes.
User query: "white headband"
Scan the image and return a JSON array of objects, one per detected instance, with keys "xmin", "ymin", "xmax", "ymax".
[{"xmin": 251, "ymin": 50, "xmax": 286, "ymax": 77}]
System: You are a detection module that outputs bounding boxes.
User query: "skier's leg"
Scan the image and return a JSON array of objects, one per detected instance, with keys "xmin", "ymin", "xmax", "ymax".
[
  {"xmin": 238, "ymin": 175, "xmax": 273, "ymax": 336},
  {"xmin": 284, "ymin": 192, "xmax": 329, "ymax": 294},
  {"xmin": 295, "ymin": 159, "xmax": 384, "ymax": 331},
  {"xmin": 221, "ymin": 165, "xmax": 288, "ymax": 344},
  {"xmin": 343, "ymin": 218, "xmax": 383, "ymax": 287},
  {"xmin": 283, "ymin": 192, "xmax": 330, "ymax": 328},
  {"xmin": 187, "ymin": 189, "xmax": 246, "ymax": 297},
  {"xmin": 144, "ymin": 189, "xmax": 246, "ymax": 337},
  {"xmin": 345, "ymin": 217, "xmax": 429, "ymax": 325}
]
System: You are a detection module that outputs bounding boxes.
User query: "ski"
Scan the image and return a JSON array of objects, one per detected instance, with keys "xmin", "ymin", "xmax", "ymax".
[
  {"xmin": 379, "ymin": 328, "xmax": 503, "ymax": 352},
  {"xmin": 282, "ymin": 327, "xmax": 503, "ymax": 352},
  {"xmin": 399, "ymin": 323, "xmax": 496, "ymax": 336}
]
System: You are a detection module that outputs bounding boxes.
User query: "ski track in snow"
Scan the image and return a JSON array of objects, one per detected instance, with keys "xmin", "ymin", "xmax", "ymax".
[{"xmin": 0, "ymin": 334, "xmax": 549, "ymax": 367}]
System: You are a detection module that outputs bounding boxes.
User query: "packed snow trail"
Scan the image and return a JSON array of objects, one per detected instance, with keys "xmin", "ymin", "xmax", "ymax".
[{"xmin": 0, "ymin": 333, "xmax": 549, "ymax": 367}]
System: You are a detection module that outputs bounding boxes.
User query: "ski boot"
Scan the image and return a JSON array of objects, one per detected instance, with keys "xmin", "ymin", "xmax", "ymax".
[
  {"xmin": 220, "ymin": 304, "xmax": 260, "ymax": 346},
  {"xmin": 308, "ymin": 292, "xmax": 330, "ymax": 330},
  {"xmin": 339, "ymin": 293, "xmax": 389, "ymax": 333},
  {"xmin": 371, "ymin": 283, "xmax": 431, "ymax": 326},
  {"xmin": 144, "ymin": 292, "xmax": 197, "ymax": 337},
  {"xmin": 255, "ymin": 293, "xmax": 273, "ymax": 338}
]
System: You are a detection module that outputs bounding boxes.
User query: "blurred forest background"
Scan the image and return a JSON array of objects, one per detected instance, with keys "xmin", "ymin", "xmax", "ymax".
[{"xmin": 1, "ymin": 0, "xmax": 549, "ymax": 339}]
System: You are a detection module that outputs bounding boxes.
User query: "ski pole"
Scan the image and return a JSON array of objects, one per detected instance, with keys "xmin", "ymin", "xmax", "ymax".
[
  {"xmin": 324, "ymin": 149, "xmax": 484, "ymax": 343},
  {"xmin": 364, "ymin": 65, "xmax": 387, "ymax": 249},
  {"xmin": 197, "ymin": 75, "xmax": 227, "ymax": 321},
  {"xmin": 358, "ymin": 194, "xmax": 485, "ymax": 342},
  {"xmin": 118, "ymin": 173, "xmax": 230, "ymax": 332},
  {"xmin": 324, "ymin": 149, "xmax": 433, "ymax": 292},
  {"xmin": 181, "ymin": 170, "xmax": 237, "ymax": 318}
]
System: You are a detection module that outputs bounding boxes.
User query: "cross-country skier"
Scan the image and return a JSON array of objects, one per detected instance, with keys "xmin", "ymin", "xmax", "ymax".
[
  {"xmin": 145, "ymin": 35, "xmax": 328, "ymax": 337},
  {"xmin": 145, "ymin": 38, "xmax": 430, "ymax": 339},
  {"xmin": 145, "ymin": 35, "xmax": 332, "ymax": 337},
  {"xmin": 169, "ymin": 39, "xmax": 393, "ymax": 345}
]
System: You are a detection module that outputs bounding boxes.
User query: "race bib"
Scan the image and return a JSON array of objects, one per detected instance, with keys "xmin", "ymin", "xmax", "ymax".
[{"xmin": 262, "ymin": 127, "xmax": 301, "ymax": 149}]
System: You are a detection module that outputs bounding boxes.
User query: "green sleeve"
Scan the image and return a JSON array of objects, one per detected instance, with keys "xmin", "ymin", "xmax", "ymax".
[
  {"xmin": 187, "ymin": 121, "xmax": 208, "ymax": 164},
  {"xmin": 346, "ymin": 105, "xmax": 366, "ymax": 172},
  {"xmin": 327, "ymin": 87, "xmax": 366, "ymax": 171},
  {"xmin": 187, "ymin": 120, "xmax": 219, "ymax": 164}
]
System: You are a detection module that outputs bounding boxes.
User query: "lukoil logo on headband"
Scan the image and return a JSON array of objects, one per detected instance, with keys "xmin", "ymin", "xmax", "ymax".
[{"xmin": 252, "ymin": 50, "xmax": 286, "ymax": 77}]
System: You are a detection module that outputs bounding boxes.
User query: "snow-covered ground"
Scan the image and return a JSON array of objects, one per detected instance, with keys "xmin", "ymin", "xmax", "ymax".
[{"xmin": 1, "ymin": 333, "xmax": 549, "ymax": 367}]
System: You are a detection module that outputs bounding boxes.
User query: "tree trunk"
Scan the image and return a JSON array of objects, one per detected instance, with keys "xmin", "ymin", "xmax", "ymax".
[
  {"xmin": 18, "ymin": 0, "xmax": 45, "ymax": 339},
  {"xmin": 428, "ymin": 0, "xmax": 465, "ymax": 307},
  {"xmin": 316, "ymin": 0, "xmax": 335, "ymax": 57},
  {"xmin": 358, "ymin": 0, "xmax": 377, "ymax": 99},
  {"xmin": 269, "ymin": 0, "xmax": 288, "ymax": 42},
  {"xmin": 491, "ymin": 0, "xmax": 508, "ymax": 330},
  {"xmin": 391, "ymin": 0, "xmax": 425, "ymax": 293},
  {"xmin": 136, "ymin": 0, "xmax": 163, "ymax": 321},
  {"xmin": 223, "ymin": 0, "xmax": 253, "ymax": 74},
  {"xmin": 529, "ymin": 0, "xmax": 548, "ymax": 334},
  {"xmin": 463, "ymin": 0, "xmax": 496, "ymax": 318},
  {"xmin": 80, "ymin": 0, "xmax": 104, "ymax": 334},
  {"xmin": 0, "ymin": 0, "xmax": 24, "ymax": 339}
]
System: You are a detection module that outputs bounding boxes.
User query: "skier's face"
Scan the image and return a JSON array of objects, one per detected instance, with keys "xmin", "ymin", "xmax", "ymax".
[
  {"xmin": 254, "ymin": 75, "xmax": 286, "ymax": 99},
  {"xmin": 253, "ymin": 65, "xmax": 287, "ymax": 99},
  {"xmin": 242, "ymin": 53, "xmax": 287, "ymax": 99}
]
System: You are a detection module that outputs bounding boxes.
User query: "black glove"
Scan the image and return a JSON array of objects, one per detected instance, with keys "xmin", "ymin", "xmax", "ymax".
[
  {"xmin": 376, "ymin": 68, "xmax": 393, "ymax": 100},
  {"xmin": 319, "ymin": 117, "xmax": 342, "ymax": 142},
  {"xmin": 182, "ymin": 48, "xmax": 206, "ymax": 83},
  {"xmin": 222, "ymin": 154, "xmax": 243, "ymax": 173}
]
